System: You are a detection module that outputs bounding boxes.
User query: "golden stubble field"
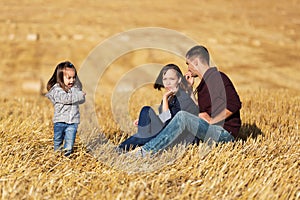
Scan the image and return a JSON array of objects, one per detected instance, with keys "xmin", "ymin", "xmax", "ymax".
[{"xmin": 0, "ymin": 0, "xmax": 300, "ymax": 199}]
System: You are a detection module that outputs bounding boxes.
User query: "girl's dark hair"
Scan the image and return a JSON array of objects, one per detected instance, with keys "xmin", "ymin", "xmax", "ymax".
[
  {"xmin": 154, "ymin": 63, "xmax": 192, "ymax": 94},
  {"xmin": 46, "ymin": 61, "xmax": 82, "ymax": 92}
]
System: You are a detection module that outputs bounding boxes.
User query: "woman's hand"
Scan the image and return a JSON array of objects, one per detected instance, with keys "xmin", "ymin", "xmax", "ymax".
[
  {"xmin": 163, "ymin": 89, "xmax": 175, "ymax": 100},
  {"xmin": 162, "ymin": 88, "xmax": 174, "ymax": 112},
  {"xmin": 133, "ymin": 119, "xmax": 139, "ymax": 126}
]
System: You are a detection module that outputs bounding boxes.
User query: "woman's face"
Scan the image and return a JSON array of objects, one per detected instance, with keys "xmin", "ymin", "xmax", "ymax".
[{"xmin": 162, "ymin": 69, "xmax": 181, "ymax": 93}]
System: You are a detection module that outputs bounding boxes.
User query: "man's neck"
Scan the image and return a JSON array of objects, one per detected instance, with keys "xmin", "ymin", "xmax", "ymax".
[{"xmin": 199, "ymin": 65, "xmax": 210, "ymax": 77}]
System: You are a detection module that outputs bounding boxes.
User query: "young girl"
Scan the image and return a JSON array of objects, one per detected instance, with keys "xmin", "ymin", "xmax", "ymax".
[
  {"xmin": 118, "ymin": 64, "xmax": 199, "ymax": 151},
  {"xmin": 46, "ymin": 61, "xmax": 86, "ymax": 156}
]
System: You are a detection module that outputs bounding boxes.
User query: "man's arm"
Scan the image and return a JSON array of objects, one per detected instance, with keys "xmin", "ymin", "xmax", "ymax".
[{"xmin": 199, "ymin": 108, "xmax": 233, "ymax": 124}]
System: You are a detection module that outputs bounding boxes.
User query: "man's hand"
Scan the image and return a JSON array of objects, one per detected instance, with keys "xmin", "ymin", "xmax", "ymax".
[
  {"xmin": 199, "ymin": 112, "xmax": 211, "ymax": 123},
  {"xmin": 185, "ymin": 71, "xmax": 194, "ymax": 86},
  {"xmin": 199, "ymin": 109, "xmax": 233, "ymax": 124}
]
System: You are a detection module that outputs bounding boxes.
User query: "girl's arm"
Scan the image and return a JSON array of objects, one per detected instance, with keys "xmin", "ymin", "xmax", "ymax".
[{"xmin": 51, "ymin": 87, "xmax": 85, "ymax": 104}]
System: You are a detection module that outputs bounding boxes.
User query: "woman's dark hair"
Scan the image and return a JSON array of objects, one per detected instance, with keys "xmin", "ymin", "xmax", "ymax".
[
  {"xmin": 46, "ymin": 61, "xmax": 82, "ymax": 92},
  {"xmin": 153, "ymin": 63, "xmax": 192, "ymax": 94}
]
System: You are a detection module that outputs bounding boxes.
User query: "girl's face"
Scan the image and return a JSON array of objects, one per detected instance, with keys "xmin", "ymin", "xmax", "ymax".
[
  {"xmin": 63, "ymin": 68, "xmax": 76, "ymax": 89},
  {"xmin": 162, "ymin": 69, "xmax": 181, "ymax": 93}
]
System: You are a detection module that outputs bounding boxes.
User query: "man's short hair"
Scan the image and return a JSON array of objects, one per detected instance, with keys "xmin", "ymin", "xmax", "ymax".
[{"xmin": 186, "ymin": 45, "xmax": 210, "ymax": 65}]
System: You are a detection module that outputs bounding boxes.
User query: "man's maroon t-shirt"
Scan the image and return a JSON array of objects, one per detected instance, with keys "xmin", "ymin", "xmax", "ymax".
[{"xmin": 196, "ymin": 67, "xmax": 242, "ymax": 138}]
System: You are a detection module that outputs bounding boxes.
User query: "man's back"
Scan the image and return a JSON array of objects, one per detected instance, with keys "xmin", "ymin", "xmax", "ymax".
[{"xmin": 196, "ymin": 67, "xmax": 242, "ymax": 138}]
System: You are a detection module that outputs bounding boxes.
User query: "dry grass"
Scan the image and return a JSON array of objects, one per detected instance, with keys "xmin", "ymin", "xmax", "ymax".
[
  {"xmin": 1, "ymin": 0, "xmax": 300, "ymax": 199},
  {"xmin": 0, "ymin": 89, "xmax": 299, "ymax": 199}
]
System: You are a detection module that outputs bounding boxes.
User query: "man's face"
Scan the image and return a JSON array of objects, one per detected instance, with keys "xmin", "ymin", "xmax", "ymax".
[{"xmin": 186, "ymin": 57, "xmax": 198, "ymax": 77}]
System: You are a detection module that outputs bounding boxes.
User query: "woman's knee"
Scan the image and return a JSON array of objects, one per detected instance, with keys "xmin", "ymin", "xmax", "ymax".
[
  {"xmin": 140, "ymin": 106, "xmax": 151, "ymax": 115},
  {"xmin": 140, "ymin": 106, "xmax": 156, "ymax": 119},
  {"xmin": 138, "ymin": 106, "xmax": 153, "ymax": 126}
]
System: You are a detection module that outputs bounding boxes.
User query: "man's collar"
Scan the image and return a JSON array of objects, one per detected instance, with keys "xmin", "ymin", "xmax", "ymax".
[
  {"xmin": 203, "ymin": 67, "xmax": 218, "ymax": 80},
  {"xmin": 197, "ymin": 67, "xmax": 218, "ymax": 88}
]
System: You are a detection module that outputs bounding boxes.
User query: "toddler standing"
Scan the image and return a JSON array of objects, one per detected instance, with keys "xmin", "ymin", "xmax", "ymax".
[{"xmin": 46, "ymin": 61, "xmax": 85, "ymax": 156}]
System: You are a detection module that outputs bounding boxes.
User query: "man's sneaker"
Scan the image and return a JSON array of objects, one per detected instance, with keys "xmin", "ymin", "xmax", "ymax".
[{"xmin": 125, "ymin": 146, "xmax": 150, "ymax": 158}]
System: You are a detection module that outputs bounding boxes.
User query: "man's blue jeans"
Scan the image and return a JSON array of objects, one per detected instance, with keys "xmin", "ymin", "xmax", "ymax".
[
  {"xmin": 142, "ymin": 111, "xmax": 234, "ymax": 153},
  {"xmin": 53, "ymin": 122, "xmax": 78, "ymax": 156}
]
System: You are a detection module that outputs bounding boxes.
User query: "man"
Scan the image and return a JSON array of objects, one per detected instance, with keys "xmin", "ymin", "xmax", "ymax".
[{"xmin": 136, "ymin": 45, "xmax": 242, "ymax": 155}]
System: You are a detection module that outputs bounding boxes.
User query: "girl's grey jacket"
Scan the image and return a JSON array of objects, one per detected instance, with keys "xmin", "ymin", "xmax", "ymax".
[{"xmin": 45, "ymin": 83, "xmax": 85, "ymax": 124}]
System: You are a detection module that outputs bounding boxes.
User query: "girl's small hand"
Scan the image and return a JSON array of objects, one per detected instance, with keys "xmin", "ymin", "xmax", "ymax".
[{"xmin": 133, "ymin": 119, "xmax": 139, "ymax": 126}]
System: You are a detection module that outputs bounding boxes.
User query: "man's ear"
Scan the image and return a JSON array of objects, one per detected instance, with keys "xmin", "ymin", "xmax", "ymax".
[
  {"xmin": 178, "ymin": 77, "xmax": 182, "ymax": 83},
  {"xmin": 193, "ymin": 57, "xmax": 199, "ymax": 67}
]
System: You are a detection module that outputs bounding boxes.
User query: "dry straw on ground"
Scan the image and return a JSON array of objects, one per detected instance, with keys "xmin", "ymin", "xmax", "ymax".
[
  {"xmin": 0, "ymin": 89, "xmax": 299, "ymax": 199},
  {"xmin": 1, "ymin": 0, "xmax": 300, "ymax": 199}
]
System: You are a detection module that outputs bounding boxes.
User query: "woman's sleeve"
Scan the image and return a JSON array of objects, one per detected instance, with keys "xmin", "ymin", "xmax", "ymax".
[{"xmin": 158, "ymin": 110, "xmax": 172, "ymax": 123}]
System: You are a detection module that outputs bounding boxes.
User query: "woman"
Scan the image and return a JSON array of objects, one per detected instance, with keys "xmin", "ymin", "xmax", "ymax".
[{"xmin": 118, "ymin": 64, "xmax": 199, "ymax": 151}]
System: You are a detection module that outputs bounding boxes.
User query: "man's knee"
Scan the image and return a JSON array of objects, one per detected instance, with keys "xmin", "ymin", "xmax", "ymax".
[
  {"xmin": 176, "ymin": 110, "xmax": 188, "ymax": 119},
  {"xmin": 171, "ymin": 111, "xmax": 191, "ymax": 125}
]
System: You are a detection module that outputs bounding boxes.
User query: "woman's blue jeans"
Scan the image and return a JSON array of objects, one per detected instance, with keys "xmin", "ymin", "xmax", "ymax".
[
  {"xmin": 53, "ymin": 122, "xmax": 78, "ymax": 156},
  {"xmin": 142, "ymin": 111, "xmax": 234, "ymax": 153},
  {"xmin": 119, "ymin": 106, "xmax": 163, "ymax": 151}
]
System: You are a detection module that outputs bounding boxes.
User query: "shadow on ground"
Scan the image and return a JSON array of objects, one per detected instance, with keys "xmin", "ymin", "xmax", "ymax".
[{"xmin": 238, "ymin": 123, "xmax": 264, "ymax": 141}]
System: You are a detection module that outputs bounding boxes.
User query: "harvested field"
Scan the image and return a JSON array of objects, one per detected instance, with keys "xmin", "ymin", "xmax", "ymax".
[
  {"xmin": 0, "ymin": 0, "xmax": 299, "ymax": 199},
  {"xmin": 0, "ymin": 89, "xmax": 299, "ymax": 199}
]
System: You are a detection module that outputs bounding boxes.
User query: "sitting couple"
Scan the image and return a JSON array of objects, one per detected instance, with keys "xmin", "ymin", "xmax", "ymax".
[{"xmin": 118, "ymin": 45, "xmax": 242, "ymax": 156}]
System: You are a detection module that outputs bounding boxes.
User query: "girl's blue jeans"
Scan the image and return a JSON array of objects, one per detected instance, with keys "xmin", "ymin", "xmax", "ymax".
[
  {"xmin": 142, "ymin": 111, "xmax": 235, "ymax": 153},
  {"xmin": 53, "ymin": 122, "xmax": 78, "ymax": 156}
]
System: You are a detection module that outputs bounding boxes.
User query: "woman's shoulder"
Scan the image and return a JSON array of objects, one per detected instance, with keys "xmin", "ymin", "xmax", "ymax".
[
  {"xmin": 177, "ymin": 90, "xmax": 198, "ymax": 106},
  {"xmin": 176, "ymin": 89, "xmax": 192, "ymax": 100}
]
